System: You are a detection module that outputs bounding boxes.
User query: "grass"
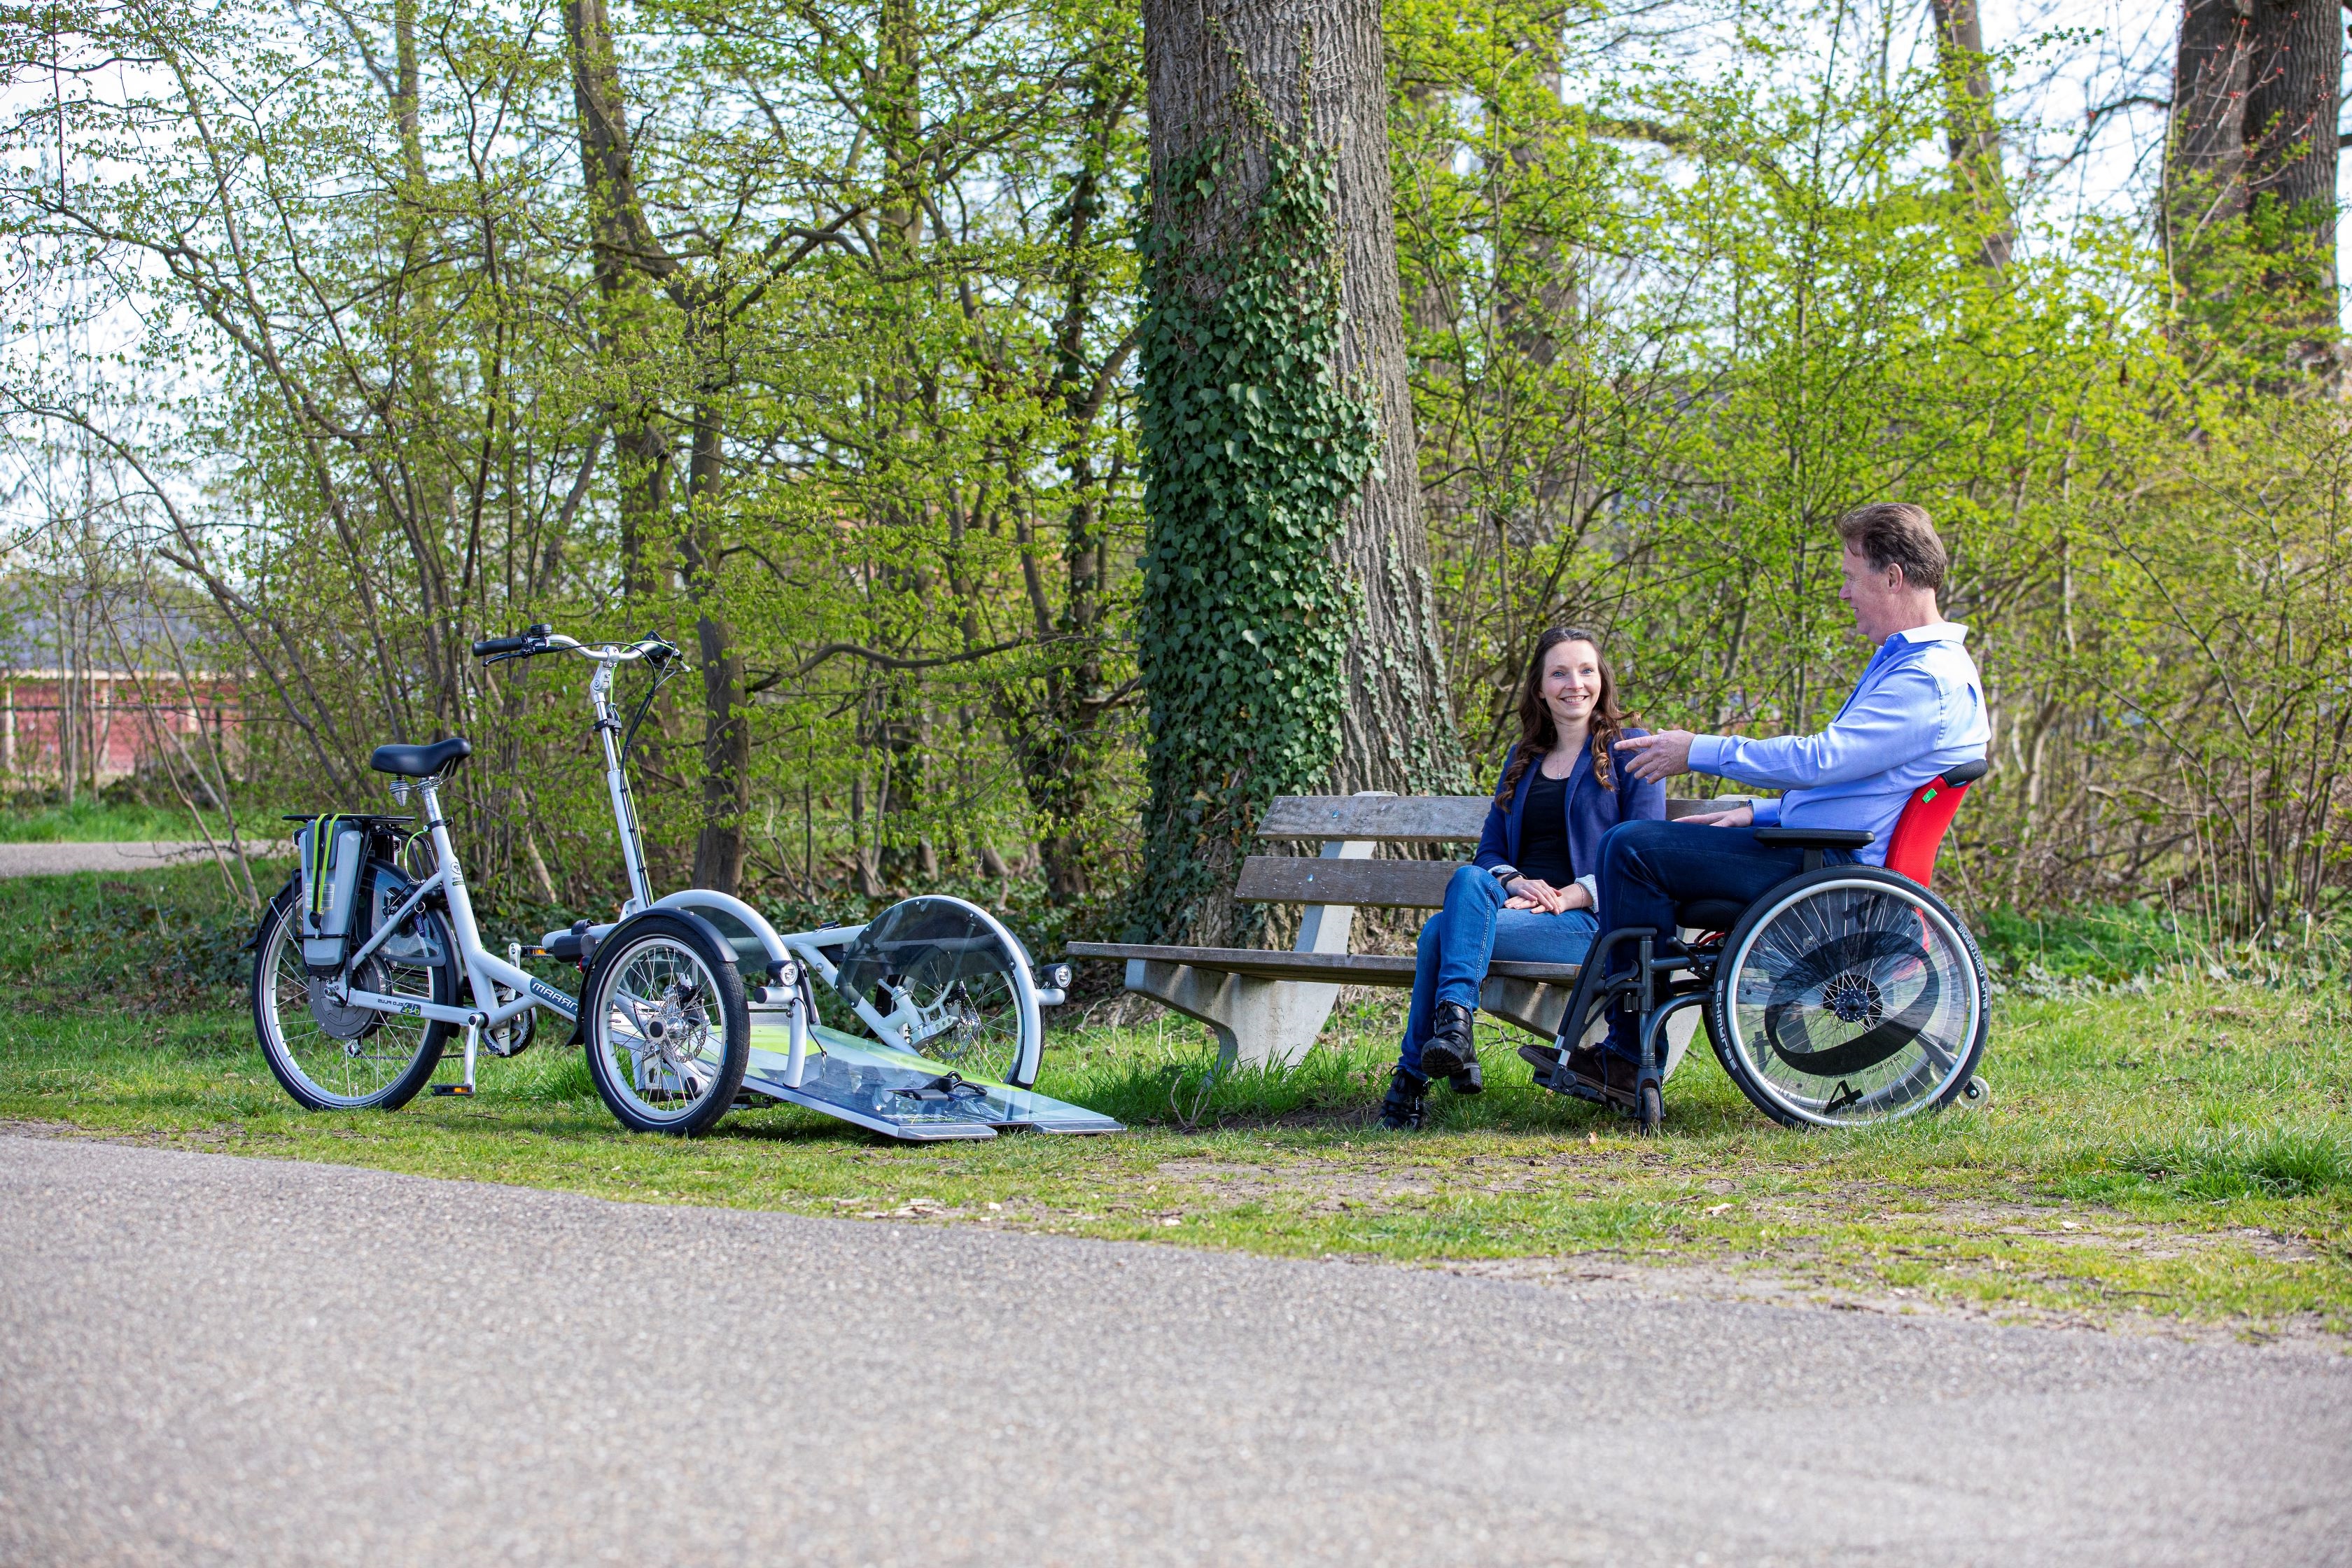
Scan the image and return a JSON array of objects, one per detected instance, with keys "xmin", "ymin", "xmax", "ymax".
[
  {"xmin": 0, "ymin": 794, "xmax": 263, "ymax": 844},
  {"xmin": 1, "ymin": 864, "xmax": 2346, "ymax": 1340}
]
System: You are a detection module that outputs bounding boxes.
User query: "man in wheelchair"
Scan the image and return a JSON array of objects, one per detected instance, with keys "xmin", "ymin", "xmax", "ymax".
[{"xmin": 1542, "ymin": 502, "xmax": 1992, "ymax": 1126}]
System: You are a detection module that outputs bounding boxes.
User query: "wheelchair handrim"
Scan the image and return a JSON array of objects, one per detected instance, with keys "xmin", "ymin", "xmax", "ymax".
[{"xmin": 1717, "ymin": 874, "xmax": 1983, "ymax": 1128}]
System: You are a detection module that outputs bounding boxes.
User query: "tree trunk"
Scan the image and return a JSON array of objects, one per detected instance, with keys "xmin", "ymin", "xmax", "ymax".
[
  {"xmin": 1142, "ymin": 0, "xmax": 1467, "ymax": 802},
  {"xmin": 681, "ymin": 405, "xmax": 748, "ymax": 893},
  {"xmin": 2165, "ymin": 0, "xmax": 2253, "ymax": 299},
  {"xmin": 1325, "ymin": 4, "xmax": 1468, "ymax": 797},
  {"xmin": 564, "ymin": 0, "xmax": 675, "ymax": 603},
  {"xmin": 1926, "ymin": 0, "xmax": 2013, "ymax": 270},
  {"xmin": 2241, "ymin": 0, "xmax": 2341, "ymax": 356},
  {"xmin": 996, "ymin": 61, "xmax": 1131, "ymax": 905},
  {"xmin": 1492, "ymin": 26, "xmax": 1572, "ymax": 366},
  {"xmin": 391, "ymin": 0, "xmax": 426, "ymax": 189},
  {"xmin": 565, "ymin": 0, "xmax": 757, "ymax": 891}
]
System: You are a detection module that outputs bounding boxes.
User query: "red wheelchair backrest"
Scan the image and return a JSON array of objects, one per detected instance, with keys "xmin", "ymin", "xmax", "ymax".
[{"xmin": 1882, "ymin": 759, "xmax": 1989, "ymax": 887}]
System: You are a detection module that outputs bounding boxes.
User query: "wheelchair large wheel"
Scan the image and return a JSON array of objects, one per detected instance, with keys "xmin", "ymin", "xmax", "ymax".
[
  {"xmin": 830, "ymin": 895, "xmax": 1043, "ymax": 1087},
  {"xmin": 1708, "ymin": 865, "xmax": 1987, "ymax": 1130}
]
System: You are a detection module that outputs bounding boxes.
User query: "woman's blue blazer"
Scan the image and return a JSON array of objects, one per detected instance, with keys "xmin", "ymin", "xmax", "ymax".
[{"xmin": 1471, "ymin": 730, "xmax": 1665, "ymax": 885}]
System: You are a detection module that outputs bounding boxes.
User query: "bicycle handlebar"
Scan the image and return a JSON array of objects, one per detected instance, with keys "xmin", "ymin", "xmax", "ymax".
[{"xmin": 472, "ymin": 624, "xmax": 679, "ymax": 666}]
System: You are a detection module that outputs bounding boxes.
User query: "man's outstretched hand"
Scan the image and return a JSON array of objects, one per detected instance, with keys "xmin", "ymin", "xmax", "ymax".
[
  {"xmin": 1679, "ymin": 803, "xmax": 1754, "ymax": 828},
  {"xmin": 1618, "ymin": 729, "xmax": 1696, "ymax": 783}
]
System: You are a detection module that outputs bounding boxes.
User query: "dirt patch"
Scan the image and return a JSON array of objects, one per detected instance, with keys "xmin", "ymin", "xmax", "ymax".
[
  {"xmin": 1424, "ymin": 1252, "xmax": 2351, "ymax": 1351},
  {"xmin": 1153, "ymin": 1152, "xmax": 1630, "ymax": 1204},
  {"xmin": 2, "ymin": 1117, "xmax": 265, "ymax": 1151},
  {"xmin": 1841, "ymin": 1197, "xmax": 2327, "ymax": 1261}
]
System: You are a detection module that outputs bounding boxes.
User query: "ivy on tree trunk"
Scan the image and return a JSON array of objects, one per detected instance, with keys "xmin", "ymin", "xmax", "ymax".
[
  {"xmin": 1128, "ymin": 33, "xmax": 1379, "ymax": 945},
  {"xmin": 1143, "ymin": 1, "xmax": 1467, "ymax": 822}
]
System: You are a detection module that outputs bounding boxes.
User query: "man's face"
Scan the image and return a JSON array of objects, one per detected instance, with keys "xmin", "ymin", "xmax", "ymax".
[{"xmin": 1839, "ymin": 545, "xmax": 1905, "ymax": 645}]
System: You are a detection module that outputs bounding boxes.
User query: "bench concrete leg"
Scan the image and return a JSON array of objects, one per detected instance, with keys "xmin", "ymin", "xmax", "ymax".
[{"xmin": 1125, "ymin": 960, "xmax": 1341, "ymax": 1072}]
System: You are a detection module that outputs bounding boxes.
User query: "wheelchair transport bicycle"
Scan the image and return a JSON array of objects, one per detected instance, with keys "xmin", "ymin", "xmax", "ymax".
[
  {"xmin": 249, "ymin": 624, "xmax": 1121, "ymax": 1142},
  {"xmin": 1521, "ymin": 758, "xmax": 1994, "ymax": 1133}
]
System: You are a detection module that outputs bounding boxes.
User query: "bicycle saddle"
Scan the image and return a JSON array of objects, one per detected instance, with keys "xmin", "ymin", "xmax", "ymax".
[{"xmin": 369, "ymin": 736, "xmax": 472, "ymax": 778}]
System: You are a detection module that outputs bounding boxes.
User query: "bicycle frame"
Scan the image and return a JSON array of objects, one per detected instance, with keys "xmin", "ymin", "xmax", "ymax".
[
  {"xmin": 314, "ymin": 624, "xmax": 1065, "ymax": 1108},
  {"xmin": 321, "ymin": 630, "xmax": 671, "ymax": 1094},
  {"xmin": 324, "ymin": 774, "xmax": 578, "ymax": 1095}
]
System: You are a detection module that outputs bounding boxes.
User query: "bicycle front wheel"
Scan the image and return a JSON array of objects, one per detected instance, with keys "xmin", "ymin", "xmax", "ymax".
[
  {"xmin": 582, "ymin": 913, "xmax": 750, "ymax": 1137},
  {"xmin": 251, "ymin": 889, "xmax": 454, "ymax": 1111}
]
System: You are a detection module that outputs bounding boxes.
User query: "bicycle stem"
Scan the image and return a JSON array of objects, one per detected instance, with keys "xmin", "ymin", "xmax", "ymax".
[{"xmin": 590, "ymin": 660, "xmax": 653, "ymax": 911}]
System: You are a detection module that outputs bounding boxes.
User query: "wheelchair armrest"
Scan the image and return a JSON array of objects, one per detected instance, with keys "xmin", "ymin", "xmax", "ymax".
[{"xmin": 1753, "ymin": 827, "xmax": 1875, "ymax": 850}]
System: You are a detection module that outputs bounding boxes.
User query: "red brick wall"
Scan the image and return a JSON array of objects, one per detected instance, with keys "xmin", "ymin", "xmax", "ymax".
[{"xmin": 1, "ymin": 673, "xmax": 242, "ymax": 785}]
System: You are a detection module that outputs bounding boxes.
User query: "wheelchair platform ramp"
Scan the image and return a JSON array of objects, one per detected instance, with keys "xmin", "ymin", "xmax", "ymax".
[{"xmin": 738, "ymin": 1021, "xmax": 1123, "ymax": 1140}]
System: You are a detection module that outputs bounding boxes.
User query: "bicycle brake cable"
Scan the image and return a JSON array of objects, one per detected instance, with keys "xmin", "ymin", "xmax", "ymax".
[{"xmin": 618, "ymin": 647, "xmax": 678, "ymax": 766}]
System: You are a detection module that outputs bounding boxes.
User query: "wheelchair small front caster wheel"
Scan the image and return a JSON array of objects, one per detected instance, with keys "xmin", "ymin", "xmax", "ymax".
[
  {"xmin": 1959, "ymin": 1075, "xmax": 1991, "ymax": 1111},
  {"xmin": 1636, "ymin": 1081, "xmax": 1664, "ymax": 1135}
]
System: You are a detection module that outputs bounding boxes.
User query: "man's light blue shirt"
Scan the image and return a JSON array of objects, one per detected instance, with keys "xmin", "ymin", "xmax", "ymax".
[{"xmin": 1686, "ymin": 622, "xmax": 1989, "ymax": 866}]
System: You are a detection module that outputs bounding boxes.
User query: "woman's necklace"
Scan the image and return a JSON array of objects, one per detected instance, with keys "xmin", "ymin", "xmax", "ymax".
[{"xmin": 1541, "ymin": 724, "xmax": 1589, "ymax": 780}]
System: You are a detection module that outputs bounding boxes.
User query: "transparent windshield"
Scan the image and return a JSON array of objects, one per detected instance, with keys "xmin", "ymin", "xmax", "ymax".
[{"xmin": 831, "ymin": 896, "xmax": 1026, "ymax": 1011}]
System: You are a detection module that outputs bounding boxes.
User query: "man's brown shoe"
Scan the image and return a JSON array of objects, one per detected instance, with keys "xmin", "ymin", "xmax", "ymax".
[{"xmin": 1560, "ymin": 1042, "xmax": 1640, "ymax": 1106}]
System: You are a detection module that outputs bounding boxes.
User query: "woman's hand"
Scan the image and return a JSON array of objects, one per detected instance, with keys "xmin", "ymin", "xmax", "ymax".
[
  {"xmin": 1504, "ymin": 878, "xmax": 1591, "ymax": 914},
  {"xmin": 1680, "ymin": 803, "xmax": 1755, "ymax": 828}
]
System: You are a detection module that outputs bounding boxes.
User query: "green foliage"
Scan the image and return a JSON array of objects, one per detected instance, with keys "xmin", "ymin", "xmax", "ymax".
[
  {"xmin": 1129, "ymin": 125, "xmax": 1380, "ymax": 944},
  {"xmin": 0, "ymin": 794, "xmax": 234, "ymax": 844},
  {"xmin": 2117, "ymin": 1127, "xmax": 2352, "ymax": 1203},
  {"xmin": 8, "ymin": 0, "xmax": 2352, "ymax": 940},
  {"xmin": 0, "ymin": 864, "xmax": 265, "ymax": 1012}
]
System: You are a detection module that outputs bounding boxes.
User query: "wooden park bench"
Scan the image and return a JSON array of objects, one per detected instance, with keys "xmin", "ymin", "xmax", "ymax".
[{"xmin": 1068, "ymin": 792, "xmax": 1727, "ymax": 1070}]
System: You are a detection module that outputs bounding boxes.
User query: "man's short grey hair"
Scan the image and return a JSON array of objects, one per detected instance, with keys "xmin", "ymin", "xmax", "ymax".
[{"xmin": 1836, "ymin": 502, "xmax": 1948, "ymax": 593}]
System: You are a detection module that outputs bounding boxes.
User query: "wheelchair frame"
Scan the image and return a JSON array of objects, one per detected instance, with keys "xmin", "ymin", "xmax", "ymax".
[{"xmin": 1529, "ymin": 759, "xmax": 1994, "ymax": 1132}]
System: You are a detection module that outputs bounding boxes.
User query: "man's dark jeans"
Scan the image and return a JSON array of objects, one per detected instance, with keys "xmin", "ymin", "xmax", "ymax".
[{"xmin": 1593, "ymin": 820, "xmax": 1860, "ymax": 1061}]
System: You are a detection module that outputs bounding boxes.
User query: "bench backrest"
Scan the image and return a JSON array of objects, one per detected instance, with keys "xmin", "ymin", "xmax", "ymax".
[{"xmin": 1240, "ymin": 793, "xmax": 1727, "ymax": 909}]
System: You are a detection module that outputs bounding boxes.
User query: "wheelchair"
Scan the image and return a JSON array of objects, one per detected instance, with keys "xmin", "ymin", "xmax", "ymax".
[{"xmin": 1525, "ymin": 759, "xmax": 1992, "ymax": 1132}]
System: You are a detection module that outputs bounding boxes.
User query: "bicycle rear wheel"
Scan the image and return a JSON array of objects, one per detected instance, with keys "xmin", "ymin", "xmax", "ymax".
[
  {"xmin": 831, "ymin": 896, "xmax": 1042, "ymax": 1087},
  {"xmin": 251, "ymin": 886, "xmax": 454, "ymax": 1111}
]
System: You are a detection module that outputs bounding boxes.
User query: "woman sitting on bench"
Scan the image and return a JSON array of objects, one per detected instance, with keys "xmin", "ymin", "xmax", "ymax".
[{"xmin": 1380, "ymin": 628, "xmax": 1664, "ymax": 1130}]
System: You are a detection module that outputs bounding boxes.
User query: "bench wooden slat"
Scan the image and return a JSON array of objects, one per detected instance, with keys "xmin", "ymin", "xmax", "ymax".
[
  {"xmin": 1256, "ymin": 795, "xmax": 1490, "ymax": 842},
  {"xmin": 1231, "ymin": 855, "xmax": 1462, "ymax": 907},
  {"xmin": 1256, "ymin": 792, "xmax": 1740, "ymax": 841},
  {"xmin": 1066, "ymin": 941, "xmax": 1579, "ymax": 988}
]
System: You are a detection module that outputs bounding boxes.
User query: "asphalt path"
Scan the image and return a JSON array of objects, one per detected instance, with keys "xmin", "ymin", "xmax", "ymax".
[
  {"xmin": 0, "ymin": 841, "xmax": 273, "ymax": 878},
  {"xmin": 2, "ymin": 1134, "xmax": 2345, "ymax": 1567}
]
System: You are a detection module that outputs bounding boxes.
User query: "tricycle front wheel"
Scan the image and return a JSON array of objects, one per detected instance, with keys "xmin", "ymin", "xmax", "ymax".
[{"xmin": 582, "ymin": 913, "xmax": 750, "ymax": 1136}]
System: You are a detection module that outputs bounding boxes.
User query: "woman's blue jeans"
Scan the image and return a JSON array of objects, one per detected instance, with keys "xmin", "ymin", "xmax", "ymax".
[{"xmin": 1396, "ymin": 865, "xmax": 1600, "ymax": 1081}]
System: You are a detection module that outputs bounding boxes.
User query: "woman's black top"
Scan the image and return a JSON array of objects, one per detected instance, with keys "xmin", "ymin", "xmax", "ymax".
[{"xmin": 1515, "ymin": 766, "xmax": 1576, "ymax": 886}]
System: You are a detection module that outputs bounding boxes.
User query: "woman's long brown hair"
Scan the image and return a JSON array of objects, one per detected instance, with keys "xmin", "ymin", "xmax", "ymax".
[{"xmin": 1492, "ymin": 627, "xmax": 1629, "ymax": 805}]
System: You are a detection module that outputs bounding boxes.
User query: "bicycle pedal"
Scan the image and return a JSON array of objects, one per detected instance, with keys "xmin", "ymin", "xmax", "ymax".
[{"xmin": 430, "ymin": 1084, "xmax": 476, "ymax": 1097}]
